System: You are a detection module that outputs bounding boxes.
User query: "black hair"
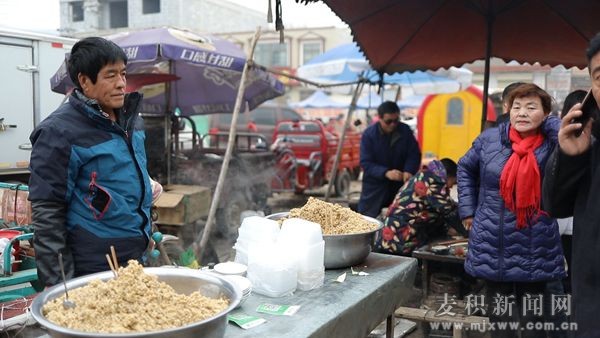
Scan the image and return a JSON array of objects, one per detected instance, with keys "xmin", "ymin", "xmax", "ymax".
[
  {"xmin": 502, "ymin": 82, "xmax": 525, "ymax": 103},
  {"xmin": 377, "ymin": 101, "xmax": 400, "ymax": 118},
  {"xmin": 68, "ymin": 37, "xmax": 127, "ymax": 90},
  {"xmin": 586, "ymin": 32, "xmax": 600, "ymax": 65},
  {"xmin": 440, "ymin": 158, "xmax": 457, "ymax": 178},
  {"xmin": 560, "ymin": 90, "xmax": 587, "ymax": 118}
]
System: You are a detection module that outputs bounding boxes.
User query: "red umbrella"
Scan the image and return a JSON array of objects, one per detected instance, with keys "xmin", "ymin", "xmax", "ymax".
[
  {"xmin": 321, "ymin": 0, "xmax": 600, "ymax": 127},
  {"xmin": 125, "ymin": 73, "xmax": 180, "ymax": 92}
]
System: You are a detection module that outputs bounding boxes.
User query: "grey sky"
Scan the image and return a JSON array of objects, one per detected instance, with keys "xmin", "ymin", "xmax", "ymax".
[{"xmin": 0, "ymin": 0, "xmax": 345, "ymax": 32}]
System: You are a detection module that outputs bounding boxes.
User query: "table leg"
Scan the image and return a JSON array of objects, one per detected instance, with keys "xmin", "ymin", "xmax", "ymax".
[
  {"xmin": 386, "ymin": 314, "xmax": 394, "ymax": 338},
  {"xmin": 422, "ymin": 260, "xmax": 429, "ymax": 302}
]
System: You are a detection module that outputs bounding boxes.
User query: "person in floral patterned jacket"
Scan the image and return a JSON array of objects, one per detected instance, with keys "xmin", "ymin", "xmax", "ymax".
[{"xmin": 375, "ymin": 158, "xmax": 466, "ymax": 256}]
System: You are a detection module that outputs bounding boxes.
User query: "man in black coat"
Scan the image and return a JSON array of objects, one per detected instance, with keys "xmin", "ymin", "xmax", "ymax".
[
  {"xmin": 542, "ymin": 33, "xmax": 600, "ymax": 338},
  {"xmin": 358, "ymin": 101, "xmax": 421, "ymax": 218}
]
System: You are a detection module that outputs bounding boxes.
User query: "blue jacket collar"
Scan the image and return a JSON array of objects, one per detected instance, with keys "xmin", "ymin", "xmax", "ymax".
[{"xmin": 69, "ymin": 89, "xmax": 143, "ymax": 130}]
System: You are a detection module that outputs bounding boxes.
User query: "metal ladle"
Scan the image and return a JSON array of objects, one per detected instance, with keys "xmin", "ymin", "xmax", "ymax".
[{"xmin": 58, "ymin": 253, "xmax": 76, "ymax": 309}]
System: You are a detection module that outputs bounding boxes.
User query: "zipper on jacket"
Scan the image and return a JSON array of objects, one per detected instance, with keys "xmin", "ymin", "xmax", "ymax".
[
  {"xmin": 126, "ymin": 132, "xmax": 149, "ymax": 238},
  {"xmin": 120, "ymin": 97, "xmax": 149, "ymax": 239}
]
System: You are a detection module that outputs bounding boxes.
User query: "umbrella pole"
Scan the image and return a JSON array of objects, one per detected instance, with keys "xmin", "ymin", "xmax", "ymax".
[
  {"xmin": 166, "ymin": 60, "xmax": 173, "ymax": 185},
  {"xmin": 394, "ymin": 85, "xmax": 402, "ymax": 102},
  {"xmin": 481, "ymin": 14, "xmax": 493, "ymax": 131},
  {"xmin": 194, "ymin": 27, "xmax": 262, "ymax": 265},
  {"xmin": 325, "ymin": 78, "xmax": 365, "ymax": 201},
  {"xmin": 165, "ymin": 115, "xmax": 171, "ymax": 185}
]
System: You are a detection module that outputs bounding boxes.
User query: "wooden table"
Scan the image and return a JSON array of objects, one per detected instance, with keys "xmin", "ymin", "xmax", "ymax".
[{"xmin": 412, "ymin": 243, "xmax": 466, "ymax": 299}]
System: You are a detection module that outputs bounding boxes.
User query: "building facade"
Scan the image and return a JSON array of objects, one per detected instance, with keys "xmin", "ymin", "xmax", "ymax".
[
  {"xmin": 218, "ymin": 26, "xmax": 352, "ymax": 102},
  {"xmin": 59, "ymin": 0, "xmax": 265, "ymax": 36}
]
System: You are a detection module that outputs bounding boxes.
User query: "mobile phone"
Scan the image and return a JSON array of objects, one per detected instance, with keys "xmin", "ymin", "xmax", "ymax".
[{"xmin": 572, "ymin": 89, "xmax": 598, "ymax": 137}]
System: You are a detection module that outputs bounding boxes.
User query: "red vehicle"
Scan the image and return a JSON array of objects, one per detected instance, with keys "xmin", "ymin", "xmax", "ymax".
[{"xmin": 271, "ymin": 120, "xmax": 361, "ymax": 197}]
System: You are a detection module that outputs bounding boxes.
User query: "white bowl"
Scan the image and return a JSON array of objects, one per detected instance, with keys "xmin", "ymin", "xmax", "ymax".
[
  {"xmin": 224, "ymin": 275, "xmax": 252, "ymax": 292},
  {"xmin": 223, "ymin": 275, "xmax": 252, "ymax": 308}
]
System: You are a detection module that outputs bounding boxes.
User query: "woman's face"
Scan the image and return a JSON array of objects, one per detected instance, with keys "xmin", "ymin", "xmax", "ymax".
[{"xmin": 509, "ymin": 95, "xmax": 547, "ymax": 137}]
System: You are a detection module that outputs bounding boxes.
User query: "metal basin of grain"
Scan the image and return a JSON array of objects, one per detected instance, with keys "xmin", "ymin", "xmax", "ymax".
[
  {"xmin": 30, "ymin": 267, "xmax": 241, "ymax": 338},
  {"xmin": 266, "ymin": 212, "xmax": 383, "ymax": 269}
]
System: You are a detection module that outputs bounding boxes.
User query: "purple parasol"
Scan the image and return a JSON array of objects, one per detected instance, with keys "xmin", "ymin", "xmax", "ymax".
[{"xmin": 50, "ymin": 27, "xmax": 285, "ymax": 116}]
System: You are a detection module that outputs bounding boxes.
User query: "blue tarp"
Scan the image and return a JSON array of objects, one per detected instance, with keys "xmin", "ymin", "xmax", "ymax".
[
  {"xmin": 297, "ymin": 43, "xmax": 464, "ymax": 94},
  {"xmin": 290, "ymin": 90, "xmax": 348, "ymax": 109}
]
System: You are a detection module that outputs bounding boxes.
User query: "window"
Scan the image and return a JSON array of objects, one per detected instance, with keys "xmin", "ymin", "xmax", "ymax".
[
  {"xmin": 255, "ymin": 42, "xmax": 289, "ymax": 67},
  {"xmin": 142, "ymin": 0, "xmax": 160, "ymax": 14},
  {"xmin": 250, "ymin": 108, "xmax": 276, "ymax": 125},
  {"xmin": 71, "ymin": 1, "xmax": 84, "ymax": 22},
  {"xmin": 217, "ymin": 113, "xmax": 246, "ymax": 126},
  {"xmin": 281, "ymin": 108, "xmax": 302, "ymax": 121},
  {"xmin": 446, "ymin": 98, "xmax": 464, "ymax": 125},
  {"xmin": 109, "ymin": 1, "xmax": 128, "ymax": 28},
  {"xmin": 301, "ymin": 41, "xmax": 323, "ymax": 65}
]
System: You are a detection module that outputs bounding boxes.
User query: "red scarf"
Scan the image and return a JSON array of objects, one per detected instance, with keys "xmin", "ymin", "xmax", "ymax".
[{"xmin": 500, "ymin": 127, "xmax": 545, "ymax": 229}]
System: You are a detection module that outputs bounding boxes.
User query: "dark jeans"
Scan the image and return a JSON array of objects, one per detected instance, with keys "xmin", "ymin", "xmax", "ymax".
[
  {"xmin": 545, "ymin": 279, "xmax": 569, "ymax": 338},
  {"xmin": 484, "ymin": 280, "xmax": 547, "ymax": 338},
  {"xmin": 561, "ymin": 235, "xmax": 572, "ymax": 294}
]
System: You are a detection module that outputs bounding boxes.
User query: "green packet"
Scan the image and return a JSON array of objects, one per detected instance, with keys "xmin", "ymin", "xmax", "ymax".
[
  {"xmin": 228, "ymin": 312, "xmax": 266, "ymax": 329},
  {"xmin": 256, "ymin": 303, "xmax": 301, "ymax": 316}
]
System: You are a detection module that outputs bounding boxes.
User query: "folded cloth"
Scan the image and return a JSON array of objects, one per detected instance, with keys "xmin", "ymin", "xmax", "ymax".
[{"xmin": 0, "ymin": 238, "xmax": 15, "ymax": 270}]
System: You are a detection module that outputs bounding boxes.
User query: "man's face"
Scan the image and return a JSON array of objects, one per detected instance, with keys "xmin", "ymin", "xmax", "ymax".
[
  {"xmin": 79, "ymin": 61, "xmax": 126, "ymax": 114},
  {"xmin": 378, "ymin": 112, "xmax": 400, "ymax": 133},
  {"xmin": 590, "ymin": 52, "xmax": 600, "ymax": 109}
]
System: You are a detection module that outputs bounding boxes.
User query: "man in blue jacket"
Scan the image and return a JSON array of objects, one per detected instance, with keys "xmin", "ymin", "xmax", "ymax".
[
  {"xmin": 28, "ymin": 37, "xmax": 153, "ymax": 286},
  {"xmin": 358, "ymin": 101, "xmax": 421, "ymax": 218}
]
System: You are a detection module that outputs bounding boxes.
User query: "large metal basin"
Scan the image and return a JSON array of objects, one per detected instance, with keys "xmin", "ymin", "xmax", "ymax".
[
  {"xmin": 266, "ymin": 212, "xmax": 383, "ymax": 269},
  {"xmin": 31, "ymin": 267, "xmax": 241, "ymax": 338}
]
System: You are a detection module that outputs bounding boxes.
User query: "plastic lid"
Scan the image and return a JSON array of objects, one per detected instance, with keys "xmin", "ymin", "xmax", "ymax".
[
  {"xmin": 279, "ymin": 218, "xmax": 323, "ymax": 245},
  {"xmin": 214, "ymin": 261, "xmax": 248, "ymax": 276}
]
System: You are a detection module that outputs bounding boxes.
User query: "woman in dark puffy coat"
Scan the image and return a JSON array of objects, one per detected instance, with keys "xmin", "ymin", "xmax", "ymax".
[{"xmin": 458, "ymin": 83, "xmax": 565, "ymax": 338}]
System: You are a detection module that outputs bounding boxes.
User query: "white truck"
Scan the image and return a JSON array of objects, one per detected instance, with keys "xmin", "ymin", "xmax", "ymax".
[{"xmin": 0, "ymin": 28, "xmax": 76, "ymax": 182}]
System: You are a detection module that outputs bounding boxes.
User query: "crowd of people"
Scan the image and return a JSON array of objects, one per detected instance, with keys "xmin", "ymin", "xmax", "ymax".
[
  {"xmin": 25, "ymin": 27, "xmax": 600, "ymax": 337},
  {"xmin": 358, "ymin": 34, "xmax": 600, "ymax": 337}
]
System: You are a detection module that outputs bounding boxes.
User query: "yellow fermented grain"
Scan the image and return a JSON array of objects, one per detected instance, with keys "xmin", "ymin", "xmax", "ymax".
[
  {"xmin": 288, "ymin": 197, "xmax": 379, "ymax": 235},
  {"xmin": 43, "ymin": 260, "xmax": 229, "ymax": 333}
]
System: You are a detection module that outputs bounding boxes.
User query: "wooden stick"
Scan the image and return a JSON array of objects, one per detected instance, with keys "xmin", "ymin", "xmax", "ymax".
[
  {"xmin": 434, "ymin": 238, "xmax": 468, "ymax": 246},
  {"xmin": 325, "ymin": 80, "xmax": 365, "ymax": 201},
  {"xmin": 194, "ymin": 26, "xmax": 263, "ymax": 265},
  {"xmin": 105, "ymin": 254, "xmax": 117, "ymax": 277},
  {"xmin": 110, "ymin": 245, "xmax": 119, "ymax": 270}
]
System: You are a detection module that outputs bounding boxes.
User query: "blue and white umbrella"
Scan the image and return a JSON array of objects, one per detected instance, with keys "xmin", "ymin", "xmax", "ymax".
[
  {"xmin": 290, "ymin": 90, "xmax": 348, "ymax": 109},
  {"xmin": 356, "ymin": 93, "xmax": 382, "ymax": 109},
  {"xmin": 297, "ymin": 43, "xmax": 472, "ymax": 95},
  {"xmin": 397, "ymin": 95, "xmax": 426, "ymax": 109},
  {"xmin": 355, "ymin": 93, "xmax": 425, "ymax": 110}
]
